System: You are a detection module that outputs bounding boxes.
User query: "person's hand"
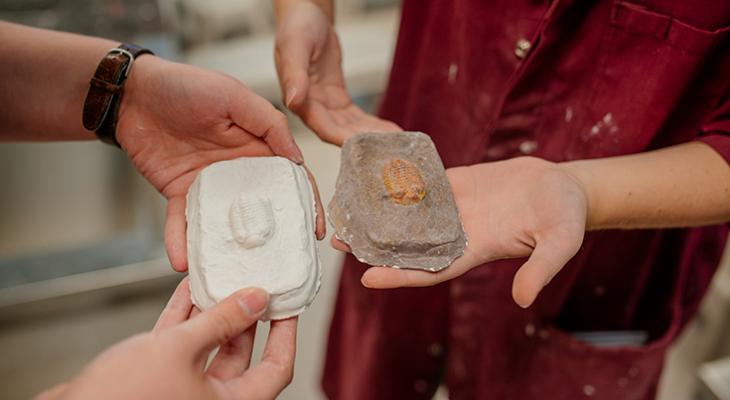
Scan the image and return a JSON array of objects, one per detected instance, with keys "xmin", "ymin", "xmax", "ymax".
[
  {"xmin": 334, "ymin": 157, "xmax": 588, "ymax": 308},
  {"xmin": 116, "ymin": 56, "xmax": 326, "ymax": 272},
  {"xmin": 36, "ymin": 278, "xmax": 297, "ymax": 400},
  {"xmin": 275, "ymin": 1, "xmax": 401, "ymax": 146}
]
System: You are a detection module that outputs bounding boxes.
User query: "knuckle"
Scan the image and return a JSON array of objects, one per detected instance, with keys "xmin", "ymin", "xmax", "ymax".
[{"xmin": 206, "ymin": 307, "xmax": 239, "ymax": 343}]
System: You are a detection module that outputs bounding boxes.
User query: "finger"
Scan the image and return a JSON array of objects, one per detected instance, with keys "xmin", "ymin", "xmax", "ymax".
[
  {"xmin": 511, "ymin": 229, "xmax": 583, "ymax": 308},
  {"xmin": 330, "ymin": 235, "xmax": 350, "ymax": 252},
  {"xmin": 206, "ymin": 324, "xmax": 257, "ymax": 380},
  {"xmin": 274, "ymin": 36, "xmax": 312, "ymax": 111},
  {"xmin": 300, "ymin": 101, "xmax": 357, "ymax": 147},
  {"xmin": 154, "ymin": 277, "xmax": 194, "ymax": 331},
  {"xmin": 177, "ymin": 287, "xmax": 269, "ymax": 357},
  {"xmin": 304, "ymin": 165, "xmax": 326, "ymax": 240},
  {"xmin": 35, "ymin": 383, "xmax": 69, "ymax": 400},
  {"xmin": 348, "ymin": 106, "xmax": 403, "ymax": 132},
  {"xmin": 360, "ymin": 246, "xmax": 484, "ymax": 288},
  {"xmin": 165, "ymin": 196, "xmax": 188, "ymax": 272},
  {"xmin": 230, "ymin": 90, "xmax": 304, "ymax": 164},
  {"xmin": 361, "ymin": 266, "xmax": 444, "ymax": 288},
  {"xmin": 227, "ymin": 318, "xmax": 298, "ymax": 399}
]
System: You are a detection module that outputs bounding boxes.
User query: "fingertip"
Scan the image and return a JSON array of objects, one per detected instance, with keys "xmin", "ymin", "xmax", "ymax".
[
  {"xmin": 291, "ymin": 147, "xmax": 305, "ymax": 165},
  {"xmin": 165, "ymin": 197, "xmax": 189, "ymax": 272},
  {"xmin": 316, "ymin": 220, "xmax": 326, "ymax": 241},
  {"xmin": 511, "ymin": 268, "xmax": 539, "ymax": 309},
  {"xmin": 283, "ymin": 71, "xmax": 309, "ymax": 112},
  {"xmin": 361, "ymin": 268, "xmax": 386, "ymax": 289},
  {"xmin": 329, "ymin": 235, "xmax": 350, "ymax": 252},
  {"xmin": 285, "ymin": 86, "xmax": 298, "ymax": 109},
  {"xmin": 165, "ymin": 237, "xmax": 188, "ymax": 272},
  {"xmin": 360, "ymin": 273, "xmax": 375, "ymax": 288},
  {"xmin": 171, "ymin": 259, "xmax": 188, "ymax": 273},
  {"xmin": 512, "ymin": 289, "xmax": 534, "ymax": 309},
  {"xmin": 236, "ymin": 287, "xmax": 270, "ymax": 317}
]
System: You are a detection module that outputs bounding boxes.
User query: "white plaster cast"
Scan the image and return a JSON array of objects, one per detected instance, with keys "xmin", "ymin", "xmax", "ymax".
[{"xmin": 186, "ymin": 156, "xmax": 321, "ymax": 320}]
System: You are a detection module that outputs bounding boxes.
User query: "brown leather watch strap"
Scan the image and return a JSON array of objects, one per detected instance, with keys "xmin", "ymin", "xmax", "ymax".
[{"xmin": 82, "ymin": 43, "xmax": 153, "ymax": 147}]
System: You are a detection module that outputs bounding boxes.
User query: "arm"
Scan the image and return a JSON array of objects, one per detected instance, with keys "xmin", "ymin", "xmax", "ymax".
[
  {"xmin": 0, "ymin": 21, "xmax": 116, "ymax": 141},
  {"xmin": 275, "ymin": 0, "xmax": 334, "ymax": 21},
  {"xmin": 0, "ymin": 21, "xmax": 325, "ymax": 272},
  {"xmin": 566, "ymin": 141, "xmax": 730, "ymax": 229},
  {"xmin": 36, "ymin": 278, "xmax": 296, "ymax": 400},
  {"xmin": 273, "ymin": 0, "xmax": 400, "ymax": 145},
  {"xmin": 348, "ymin": 142, "xmax": 730, "ymax": 307}
]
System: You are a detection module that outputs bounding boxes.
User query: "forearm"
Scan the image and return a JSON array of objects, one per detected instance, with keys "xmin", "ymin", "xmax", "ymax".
[
  {"xmin": 562, "ymin": 141, "xmax": 730, "ymax": 230},
  {"xmin": 0, "ymin": 21, "xmax": 117, "ymax": 141},
  {"xmin": 275, "ymin": 0, "xmax": 334, "ymax": 21}
]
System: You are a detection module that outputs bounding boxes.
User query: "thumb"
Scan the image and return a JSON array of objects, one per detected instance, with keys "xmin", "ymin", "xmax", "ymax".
[
  {"xmin": 180, "ymin": 288, "xmax": 269, "ymax": 355},
  {"xmin": 275, "ymin": 37, "xmax": 312, "ymax": 111},
  {"xmin": 511, "ymin": 232, "xmax": 582, "ymax": 308}
]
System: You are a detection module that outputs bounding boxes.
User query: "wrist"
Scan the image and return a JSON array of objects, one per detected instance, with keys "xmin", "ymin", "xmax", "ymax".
[
  {"xmin": 275, "ymin": 0, "xmax": 334, "ymax": 21},
  {"xmin": 113, "ymin": 54, "xmax": 167, "ymax": 150},
  {"xmin": 121, "ymin": 55, "xmax": 160, "ymax": 107},
  {"xmin": 558, "ymin": 160, "xmax": 600, "ymax": 229}
]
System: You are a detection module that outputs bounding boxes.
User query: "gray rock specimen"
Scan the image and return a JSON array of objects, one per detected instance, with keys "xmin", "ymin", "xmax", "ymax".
[{"xmin": 328, "ymin": 132, "xmax": 466, "ymax": 271}]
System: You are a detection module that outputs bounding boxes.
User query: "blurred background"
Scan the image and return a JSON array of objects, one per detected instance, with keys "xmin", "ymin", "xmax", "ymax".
[{"xmin": 0, "ymin": 1, "xmax": 729, "ymax": 399}]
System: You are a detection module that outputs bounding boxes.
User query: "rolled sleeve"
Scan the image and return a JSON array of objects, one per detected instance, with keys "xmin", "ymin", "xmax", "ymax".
[{"xmin": 697, "ymin": 95, "xmax": 730, "ymax": 165}]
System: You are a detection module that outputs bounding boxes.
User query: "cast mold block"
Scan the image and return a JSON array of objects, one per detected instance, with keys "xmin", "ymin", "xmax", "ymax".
[
  {"xmin": 328, "ymin": 132, "xmax": 466, "ymax": 271},
  {"xmin": 186, "ymin": 157, "xmax": 321, "ymax": 321}
]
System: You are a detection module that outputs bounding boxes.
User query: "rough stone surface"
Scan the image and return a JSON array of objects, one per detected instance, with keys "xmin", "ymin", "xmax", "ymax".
[{"xmin": 328, "ymin": 132, "xmax": 466, "ymax": 271}]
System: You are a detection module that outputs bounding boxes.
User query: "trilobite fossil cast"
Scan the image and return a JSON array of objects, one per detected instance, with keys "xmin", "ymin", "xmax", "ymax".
[
  {"xmin": 382, "ymin": 158, "xmax": 426, "ymax": 205},
  {"xmin": 229, "ymin": 193, "xmax": 276, "ymax": 249},
  {"xmin": 328, "ymin": 132, "xmax": 466, "ymax": 271}
]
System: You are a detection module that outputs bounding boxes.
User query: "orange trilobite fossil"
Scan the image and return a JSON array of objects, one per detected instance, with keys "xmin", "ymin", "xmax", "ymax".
[{"xmin": 382, "ymin": 158, "xmax": 427, "ymax": 205}]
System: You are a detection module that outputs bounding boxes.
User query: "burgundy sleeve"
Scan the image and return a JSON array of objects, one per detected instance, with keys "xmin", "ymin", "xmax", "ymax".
[{"xmin": 697, "ymin": 94, "xmax": 730, "ymax": 165}]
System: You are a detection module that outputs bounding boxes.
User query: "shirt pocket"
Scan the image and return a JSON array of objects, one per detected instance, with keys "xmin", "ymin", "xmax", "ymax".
[
  {"xmin": 574, "ymin": 1, "xmax": 730, "ymax": 159},
  {"xmin": 518, "ymin": 319, "xmax": 677, "ymax": 400}
]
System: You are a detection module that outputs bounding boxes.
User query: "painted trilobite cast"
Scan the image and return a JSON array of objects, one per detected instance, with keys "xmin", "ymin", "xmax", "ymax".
[
  {"xmin": 328, "ymin": 132, "xmax": 467, "ymax": 272},
  {"xmin": 229, "ymin": 193, "xmax": 275, "ymax": 248},
  {"xmin": 382, "ymin": 158, "xmax": 426, "ymax": 205}
]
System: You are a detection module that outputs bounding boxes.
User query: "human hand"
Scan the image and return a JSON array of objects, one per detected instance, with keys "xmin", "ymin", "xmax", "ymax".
[
  {"xmin": 275, "ymin": 1, "xmax": 401, "ymax": 146},
  {"xmin": 334, "ymin": 157, "xmax": 588, "ymax": 308},
  {"xmin": 36, "ymin": 278, "xmax": 297, "ymax": 400},
  {"xmin": 116, "ymin": 56, "xmax": 326, "ymax": 272}
]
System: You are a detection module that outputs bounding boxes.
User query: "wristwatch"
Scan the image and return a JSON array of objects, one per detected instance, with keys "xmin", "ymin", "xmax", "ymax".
[{"xmin": 82, "ymin": 43, "xmax": 154, "ymax": 147}]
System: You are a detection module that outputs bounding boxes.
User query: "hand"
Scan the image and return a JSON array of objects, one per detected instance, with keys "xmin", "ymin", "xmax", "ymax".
[
  {"xmin": 275, "ymin": 1, "xmax": 401, "ymax": 146},
  {"xmin": 335, "ymin": 157, "xmax": 588, "ymax": 308},
  {"xmin": 36, "ymin": 278, "xmax": 297, "ymax": 400},
  {"xmin": 117, "ymin": 56, "xmax": 326, "ymax": 272}
]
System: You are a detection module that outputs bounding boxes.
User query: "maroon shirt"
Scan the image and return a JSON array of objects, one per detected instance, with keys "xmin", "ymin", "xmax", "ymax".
[{"xmin": 323, "ymin": 1, "xmax": 730, "ymax": 399}]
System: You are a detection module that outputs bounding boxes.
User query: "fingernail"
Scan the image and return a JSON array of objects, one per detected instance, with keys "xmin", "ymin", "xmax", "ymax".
[
  {"xmin": 285, "ymin": 87, "xmax": 297, "ymax": 108},
  {"xmin": 292, "ymin": 147, "xmax": 305, "ymax": 164},
  {"xmin": 238, "ymin": 288, "xmax": 269, "ymax": 316}
]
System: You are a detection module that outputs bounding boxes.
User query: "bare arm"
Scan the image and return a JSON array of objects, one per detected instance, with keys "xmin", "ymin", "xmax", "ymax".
[
  {"xmin": 0, "ymin": 21, "xmax": 326, "ymax": 272},
  {"xmin": 275, "ymin": 0, "xmax": 334, "ymax": 21},
  {"xmin": 564, "ymin": 141, "xmax": 730, "ymax": 229},
  {"xmin": 0, "ymin": 21, "xmax": 117, "ymax": 141}
]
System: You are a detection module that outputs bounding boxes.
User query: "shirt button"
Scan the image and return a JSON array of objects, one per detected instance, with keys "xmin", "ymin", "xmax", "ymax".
[
  {"xmin": 428, "ymin": 342, "xmax": 444, "ymax": 357},
  {"xmin": 515, "ymin": 38, "xmax": 532, "ymax": 59}
]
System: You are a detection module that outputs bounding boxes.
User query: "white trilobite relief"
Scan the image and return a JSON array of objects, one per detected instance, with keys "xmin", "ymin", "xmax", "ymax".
[
  {"xmin": 229, "ymin": 193, "xmax": 275, "ymax": 248},
  {"xmin": 186, "ymin": 156, "xmax": 321, "ymax": 321}
]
